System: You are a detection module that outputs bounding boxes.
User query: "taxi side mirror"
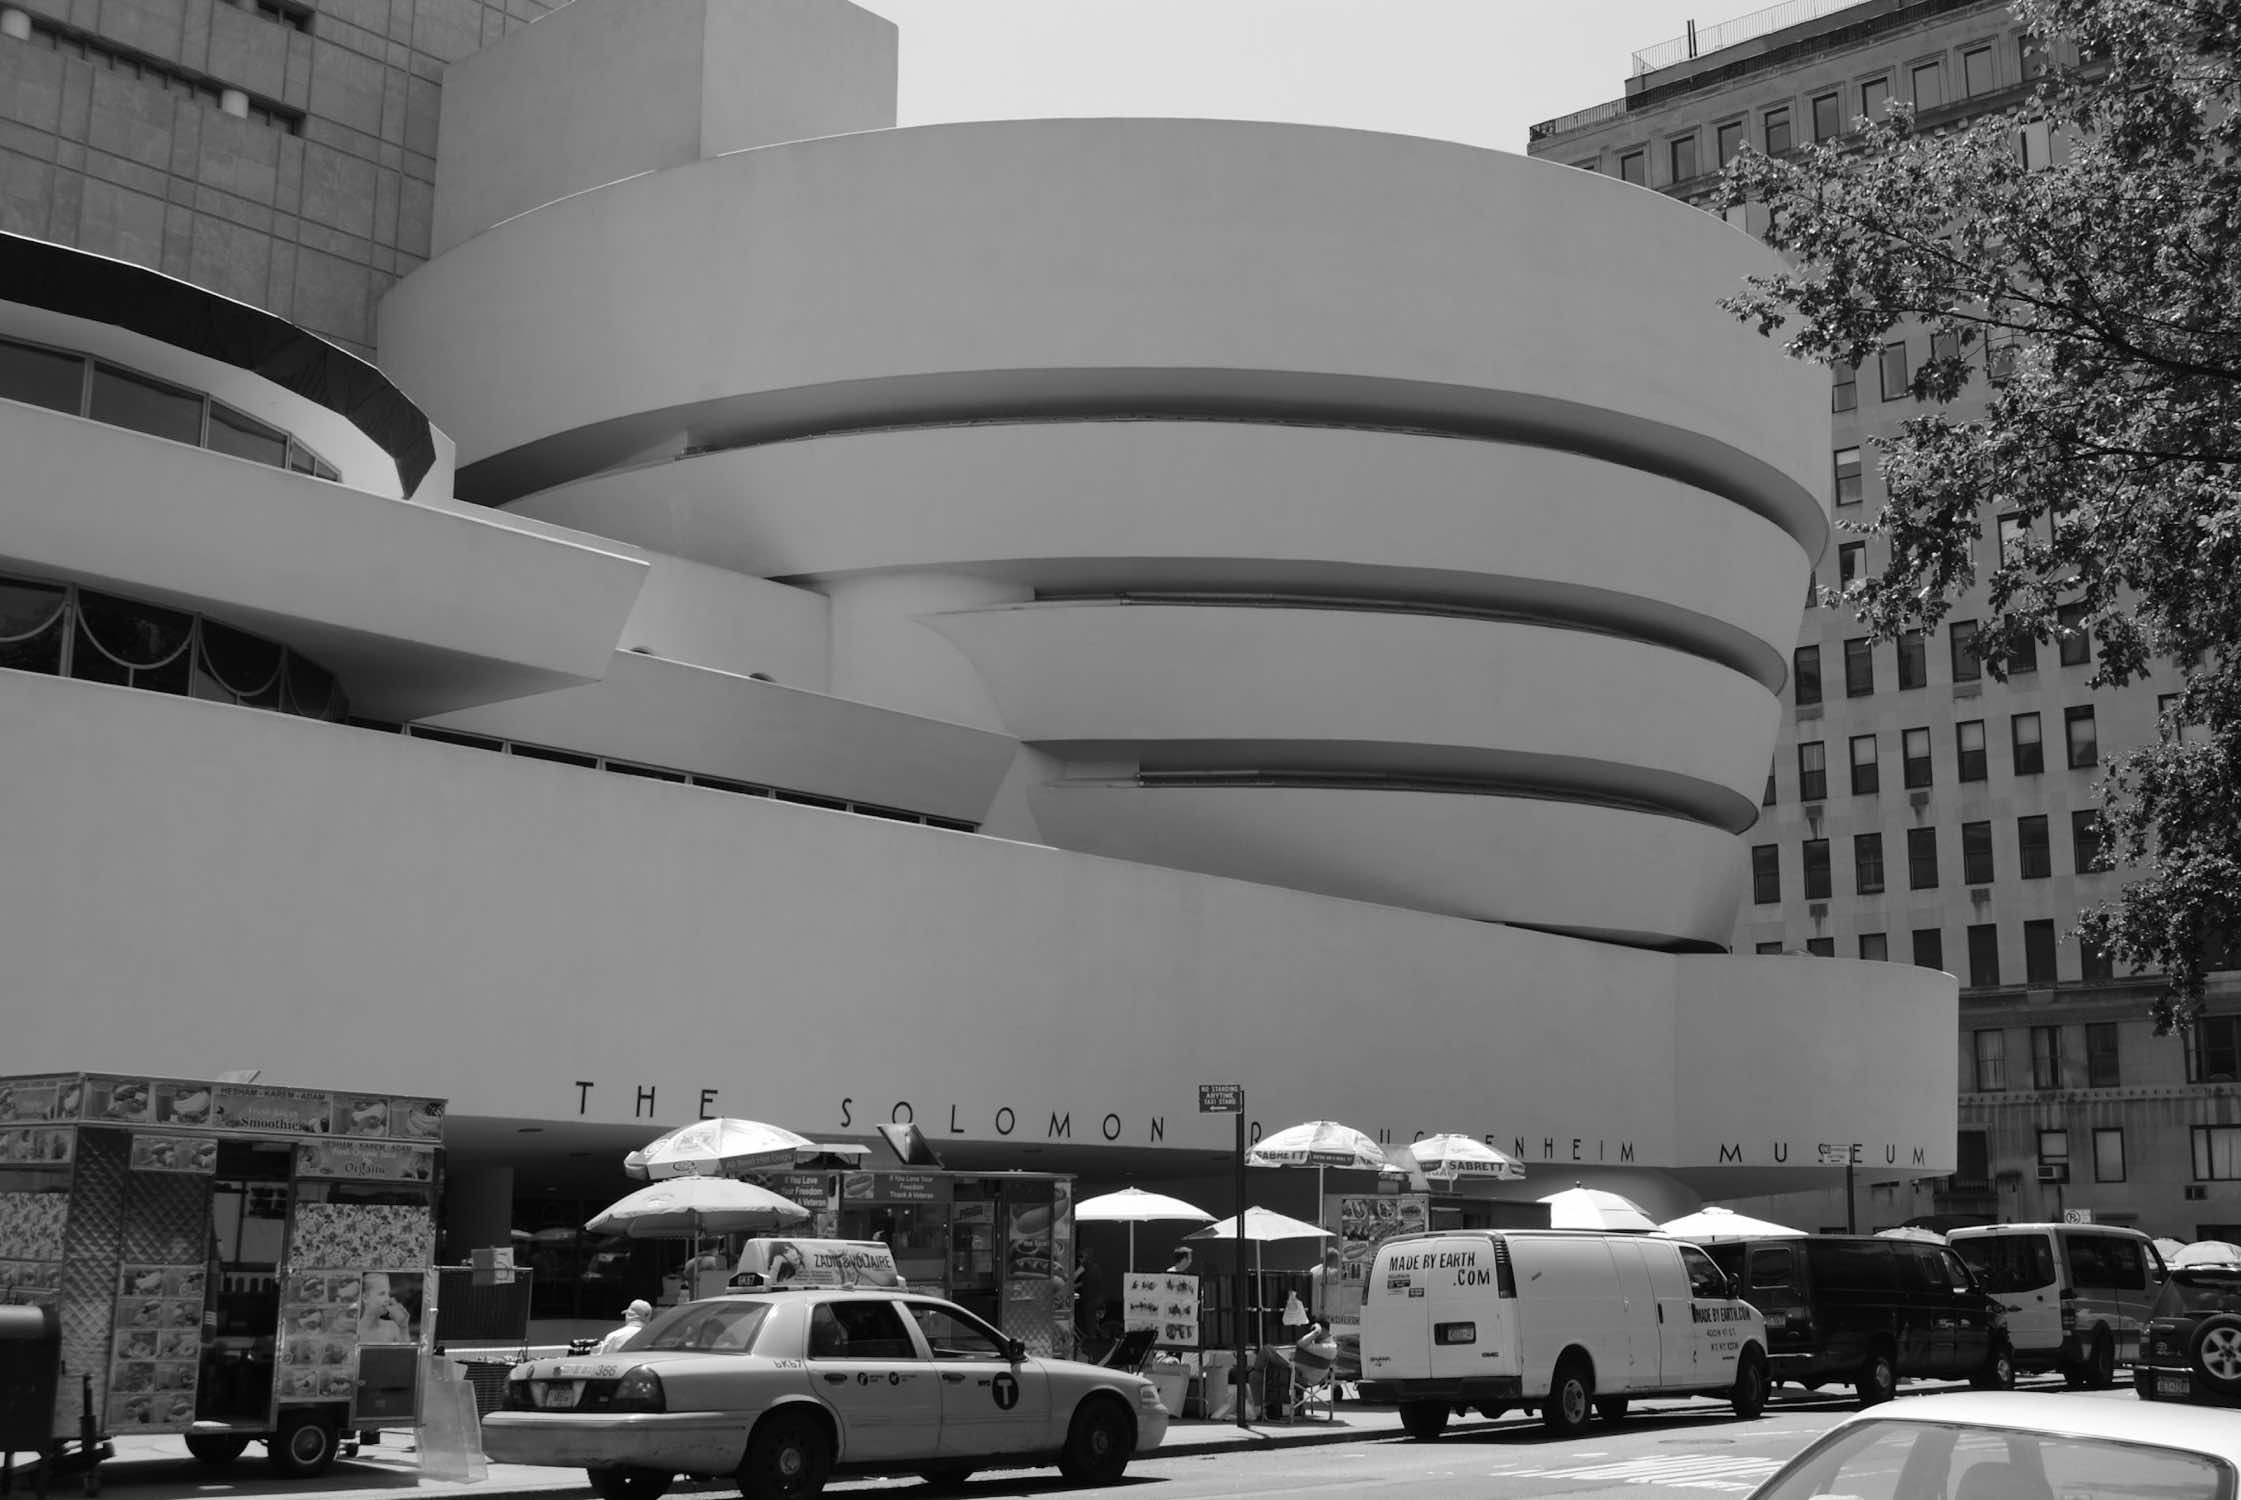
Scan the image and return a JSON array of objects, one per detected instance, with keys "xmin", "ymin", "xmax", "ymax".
[{"xmin": 1005, "ymin": 1338, "xmax": 1027, "ymax": 1363}]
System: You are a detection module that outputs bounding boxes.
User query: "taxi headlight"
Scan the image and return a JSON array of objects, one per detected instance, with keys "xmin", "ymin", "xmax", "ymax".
[
  {"xmin": 1135, "ymin": 1382, "xmax": 1164, "ymax": 1409},
  {"xmin": 611, "ymin": 1367, "xmax": 666, "ymax": 1414}
]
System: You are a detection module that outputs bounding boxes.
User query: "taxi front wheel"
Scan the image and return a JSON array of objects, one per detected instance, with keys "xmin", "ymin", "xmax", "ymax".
[
  {"xmin": 588, "ymin": 1468, "xmax": 673, "ymax": 1500},
  {"xmin": 1056, "ymin": 1396, "xmax": 1135, "ymax": 1486},
  {"xmin": 740, "ymin": 1411, "xmax": 833, "ymax": 1500}
]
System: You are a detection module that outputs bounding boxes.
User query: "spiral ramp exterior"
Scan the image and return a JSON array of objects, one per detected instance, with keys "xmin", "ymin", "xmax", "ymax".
[{"xmin": 380, "ymin": 112, "xmax": 1828, "ymax": 952}]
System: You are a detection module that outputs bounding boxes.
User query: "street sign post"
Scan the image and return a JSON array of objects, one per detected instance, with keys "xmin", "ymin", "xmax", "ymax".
[{"xmin": 1200, "ymin": 1083, "xmax": 1248, "ymax": 1428}]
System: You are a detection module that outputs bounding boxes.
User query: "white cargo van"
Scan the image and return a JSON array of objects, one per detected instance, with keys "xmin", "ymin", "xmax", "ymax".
[{"xmin": 1359, "ymin": 1230, "xmax": 1770, "ymax": 1438}]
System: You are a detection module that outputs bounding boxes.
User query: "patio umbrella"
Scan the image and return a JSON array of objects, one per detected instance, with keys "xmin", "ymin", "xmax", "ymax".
[
  {"xmin": 1658, "ymin": 1206, "xmax": 1805, "ymax": 1242},
  {"xmin": 1538, "ymin": 1183, "xmax": 1659, "ymax": 1233},
  {"xmin": 1401, "ymin": 1134, "xmax": 1527, "ymax": 1182},
  {"xmin": 1247, "ymin": 1121, "xmax": 1388, "ymax": 1170},
  {"xmin": 1184, "ymin": 1208, "xmax": 1337, "ymax": 1291},
  {"xmin": 2171, "ymin": 1240, "xmax": 2241, "ymax": 1268},
  {"xmin": 1076, "ymin": 1187, "xmax": 1215, "ymax": 1271},
  {"xmin": 2154, "ymin": 1237, "xmax": 2188, "ymax": 1264},
  {"xmin": 624, "ymin": 1117, "xmax": 816, "ymax": 1179},
  {"xmin": 1876, "ymin": 1226, "xmax": 1947, "ymax": 1244}
]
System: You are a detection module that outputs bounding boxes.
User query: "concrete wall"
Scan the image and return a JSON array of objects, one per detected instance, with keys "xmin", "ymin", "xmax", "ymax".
[
  {"xmin": 430, "ymin": 0, "xmax": 897, "ymax": 255},
  {"xmin": 2, "ymin": 669, "xmax": 1958, "ymax": 1172}
]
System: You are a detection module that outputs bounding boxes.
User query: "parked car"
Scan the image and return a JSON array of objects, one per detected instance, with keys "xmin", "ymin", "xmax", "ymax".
[
  {"xmin": 1742, "ymin": 1390, "xmax": 2238, "ymax": 1500},
  {"xmin": 482, "ymin": 1289, "xmax": 1168, "ymax": 1500},
  {"xmin": 2134, "ymin": 1260, "xmax": 2241, "ymax": 1409},
  {"xmin": 1359, "ymin": 1229, "xmax": 1769, "ymax": 1439},
  {"xmin": 1700, "ymin": 1235, "xmax": 2012, "ymax": 1405},
  {"xmin": 1948, "ymin": 1222, "xmax": 2167, "ymax": 1386}
]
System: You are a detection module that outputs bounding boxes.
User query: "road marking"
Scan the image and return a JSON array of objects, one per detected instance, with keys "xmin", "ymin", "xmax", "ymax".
[{"xmin": 1483, "ymin": 1451, "xmax": 1787, "ymax": 1493}]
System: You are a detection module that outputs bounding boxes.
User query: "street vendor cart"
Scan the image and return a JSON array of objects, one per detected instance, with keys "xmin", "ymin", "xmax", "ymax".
[{"xmin": 0, "ymin": 1072, "xmax": 445, "ymax": 1481}]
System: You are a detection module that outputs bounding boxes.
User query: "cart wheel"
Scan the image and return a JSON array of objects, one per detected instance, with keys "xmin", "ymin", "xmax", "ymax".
[
  {"xmin": 184, "ymin": 1435, "xmax": 250, "ymax": 1465},
  {"xmin": 268, "ymin": 1414, "xmax": 339, "ymax": 1478}
]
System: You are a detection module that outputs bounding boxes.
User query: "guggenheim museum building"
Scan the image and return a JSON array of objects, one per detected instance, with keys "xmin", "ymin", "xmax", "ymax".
[{"xmin": 2, "ymin": 0, "xmax": 1956, "ymax": 1240}]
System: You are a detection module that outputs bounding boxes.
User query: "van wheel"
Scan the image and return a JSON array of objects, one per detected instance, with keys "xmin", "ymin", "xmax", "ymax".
[
  {"xmin": 1731, "ymin": 1351, "xmax": 1768, "ymax": 1420},
  {"xmin": 1854, "ymin": 1346, "xmax": 1896, "ymax": 1408},
  {"xmin": 1543, "ymin": 1357, "xmax": 1593, "ymax": 1438},
  {"xmin": 1398, "ymin": 1400, "xmax": 1449, "ymax": 1440},
  {"xmin": 1970, "ymin": 1341, "xmax": 2016, "ymax": 1391},
  {"xmin": 1476, "ymin": 1404, "xmax": 1509, "ymax": 1421},
  {"xmin": 1594, "ymin": 1395, "xmax": 1627, "ymax": 1424}
]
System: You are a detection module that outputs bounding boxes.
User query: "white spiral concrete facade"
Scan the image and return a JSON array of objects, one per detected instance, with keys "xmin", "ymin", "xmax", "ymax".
[{"xmin": 380, "ymin": 109, "xmax": 1827, "ymax": 949}]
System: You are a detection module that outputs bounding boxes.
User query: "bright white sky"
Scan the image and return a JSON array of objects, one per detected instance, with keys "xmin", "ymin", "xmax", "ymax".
[{"xmin": 851, "ymin": 1, "xmax": 1713, "ymax": 155}]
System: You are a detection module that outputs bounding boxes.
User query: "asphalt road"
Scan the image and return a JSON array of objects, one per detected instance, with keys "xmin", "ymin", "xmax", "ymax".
[{"xmin": 820, "ymin": 1380, "xmax": 2099, "ymax": 1500}]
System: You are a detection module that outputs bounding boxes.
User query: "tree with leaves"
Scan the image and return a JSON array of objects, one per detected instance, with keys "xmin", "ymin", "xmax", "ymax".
[{"xmin": 1713, "ymin": 0, "xmax": 2241, "ymax": 1033}]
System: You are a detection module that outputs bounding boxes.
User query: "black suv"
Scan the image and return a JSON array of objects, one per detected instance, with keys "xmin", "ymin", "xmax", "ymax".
[
  {"xmin": 2135, "ymin": 1262, "xmax": 2241, "ymax": 1408},
  {"xmin": 1700, "ymin": 1235, "xmax": 2012, "ymax": 1406}
]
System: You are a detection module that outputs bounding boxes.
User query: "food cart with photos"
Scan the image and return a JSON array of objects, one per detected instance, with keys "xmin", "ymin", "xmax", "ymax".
[{"xmin": 0, "ymin": 1072, "xmax": 445, "ymax": 1481}]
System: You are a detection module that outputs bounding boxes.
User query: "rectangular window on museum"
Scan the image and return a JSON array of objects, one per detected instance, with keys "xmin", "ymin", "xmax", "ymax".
[
  {"xmin": 2087, "ymin": 1022, "xmax": 2120, "ymax": 1086},
  {"xmin": 1955, "ymin": 1129, "xmax": 1990, "ymax": 1185},
  {"xmin": 1805, "ymin": 936, "xmax": 1836, "ymax": 957},
  {"xmin": 2031, "ymin": 1023, "xmax": 2063, "ymax": 1087},
  {"xmin": 1915, "ymin": 927, "xmax": 1945, "ymax": 970},
  {"xmin": 2057, "ymin": 600, "xmax": 2091, "ymax": 666},
  {"xmin": 1911, "ymin": 59, "xmax": 1944, "ymax": 110},
  {"xmin": 1967, "ymin": 922, "xmax": 2001, "ymax": 987},
  {"xmin": 89, "ymin": 362, "xmax": 204, "ymax": 446},
  {"xmin": 1850, "ymin": 733, "xmax": 1879, "ymax": 795},
  {"xmin": 2039, "ymin": 1128, "xmax": 2068, "ymax": 1166},
  {"xmin": 1962, "ymin": 820, "xmax": 1994, "ymax": 885},
  {"xmin": 2093, "ymin": 1127, "xmax": 2125, "ymax": 1182},
  {"xmin": 1908, "ymin": 825, "xmax": 1939, "ymax": 889},
  {"xmin": 1839, "ymin": 541, "xmax": 1864, "ymax": 586},
  {"xmin": 1861, "ymin": 75, "xmax": 1891, "ymax": 121},
  {"xmin": 1951, "ymin": 619, "xmax": 1982, "ymax": 683},
  {"xmin": 1964, "ymin": 44, "xmax": 1997, "ymax": 97},
  {"xmin": 1798, "ymin": 740, "xmax": 1828, "ymax": 802},
  {"xmin": 1973, "ymin": 1028, "xmax": 2006, "ymax": 1091},
  {"xmin": 1859, "ymin": 931, "xmax": 1889, "ymax": 961},
  {"xmin": 1795, "ymin": 644, "xmax": 1823, "ymax": 706},
  {"xmin": 2026, "ymin": 921, "xmax": 2059, "ymax": 986},
  {"xmin": 2193, "ymin": 1124, "xmax": 2241, "ymax": 1179},
  {"xmin": 1998, "ymin": 512, "xmax": 2028, "ymax": 566},
  {"xmin": 2081, "ymin": 937, "xmax": 2116, "ymax": 983},
  {"xmin": 2018, "ymin": 815, "xmax": 2051, "ymax": 878},
  {"xmin": 1717, "ymin": 118, "xmax": 1745, "ymax": 164},
  {"xmin": 1958, "ymin": 719, "xmax": 1987, "ymax": 782},
  {"xmin": 2011, "ymin": 629, "xmax": 2038, "ymax": 675},
  {"xmin": 1833, "ymin": 446, "xmax": 1862, "ymax": 505},
  {"xmin": 1803, "ymin": 838, "xmax": 1832, "ymax": 900},
  {"xmin": 1832, "ymin": 362, "xmax": 1856, "ymax": 412},
  {"xmin": 2187, "ymin": 1016, "xmax": 2241, "ymax": 1084},
  {"xmin": 2066, "ymin": 704, "xmax": 2098, "ymax": 768},
  {"xmin": 0, "ymin": 335, "xmax": 89, "ymax": 414},
  {"xmin": 1756, "ymin": 940, "xmax": 1784, "ymax": 955},
  {"xmin": 1763, "ymin": 106, "xmax": 1792, "ymax": 155},
  {"xmin": 1670, "ymin": 133, "xmax": 1699, "ymax": 180},
  {"xmin": 2013, "ymin": 712, "xmax": 2044, "ymax": 774},
  {"xmin": 1854, "ymin": 832, "xmax": 1886, "ymax": 895},
  {"xmin": 1903, "ymin": 726, "xmax": 1933, "ymax": 789},
  {"xmin": 1812, "ymin": 91, "xmax": 1843, "ymax": 141},
  {"xmin": 1879, "ymin": 339, "xmax": 1909, "ymax": 400},
  {"xmin": 1752, "ymin": 843, "xmax": 1780, "ymax": 904},
  {"xmin": 1620, "ymin": 150, "xmax": 1646, "ymax": 184},
  {"xmin": 1844, "ymin": 637, "xmax": 1875, "ymax": 697},
  {"xmin": 2072, "ymin": 809, "xmax": 2103, "ymax": 873},
  {"xmin": 1898, "ymin": 630, "xmax": 1927, "ymax": 689},
  {"xmin": 1764, "ymin": 761, "xmax": 1778, "ymax": 806}
]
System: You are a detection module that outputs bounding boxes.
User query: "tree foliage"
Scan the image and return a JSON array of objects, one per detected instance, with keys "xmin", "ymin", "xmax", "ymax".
[{"xmin": 1712, "ymin": 0, "xmax": 2241, "ymax": 1030}]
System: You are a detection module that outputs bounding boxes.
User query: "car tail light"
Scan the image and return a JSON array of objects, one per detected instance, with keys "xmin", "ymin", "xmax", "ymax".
[
  {"xmin": 504, "ymin": 1374, "xmax": 535, "ymax": 1411},
  {"xmin": 610, "ymin": 1367, "xmax": 666, "ymax": 1413},
  {"xmin": 2060, "ymin": 1288, "xmax": 2078, "ymax": 1331}
]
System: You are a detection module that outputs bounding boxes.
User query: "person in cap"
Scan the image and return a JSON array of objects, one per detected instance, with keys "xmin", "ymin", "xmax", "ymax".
[{"xmin": 597, "ymin": 1299, "xmax": 653, "ymax": 1354}]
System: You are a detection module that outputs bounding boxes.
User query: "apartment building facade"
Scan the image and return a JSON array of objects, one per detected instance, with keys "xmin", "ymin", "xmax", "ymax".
[{"xmin": 1529, "ymin": 0, "xmax": 2241, "ymax": 1240}]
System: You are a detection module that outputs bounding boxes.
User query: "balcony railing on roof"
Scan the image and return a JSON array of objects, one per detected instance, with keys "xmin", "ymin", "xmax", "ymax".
[
  {"xmin": 1630, "ymin": 0, "xmax": 1872, "ymax": 76},
  {"xmin": 1527, "ymin": 96, "xmax": 1629, "ymax": 143}
]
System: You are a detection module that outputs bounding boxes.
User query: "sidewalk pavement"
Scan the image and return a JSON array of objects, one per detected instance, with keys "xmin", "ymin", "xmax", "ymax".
[{"xmin": 8, "ymin": 1406, "xmax": 1466, "ymax": 1500}]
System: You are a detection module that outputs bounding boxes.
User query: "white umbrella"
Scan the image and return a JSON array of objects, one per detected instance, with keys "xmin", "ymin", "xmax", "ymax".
[
  {"xmin": 1247, "ymin": 1121, "xmax": 1388, "ymax": 1170},
  {"xmin": 2171, "ymin": 1240, "xmax": 2241, "ymax": 1268},
  {"xmin": 2154, "ymin": 1237, "xmax": 2188, "ymax": 1264},
  {"xmin": 1539, "ymin": 1183, "xmax": 1658, "ymax": 1233},
  {"xmin": 1401, "ymin": 1134, "xmax": 1527, "ymax": 1182},
  {"xmin": 587, "ymin": 1178, "xmax": 810, "ymax": 1239},
  {"xmin": 1658, "ymin": 1205, "xmax": 1805, "ymax": 1242},
  {"xmin": 1876, "ymin": 1226, "xmax": 1947, "ymax": 1244},
  {"xmin": 1185, "ymin": 1207, "xmax": 1337, "ymax": 1304},
  {"xmin": 624, "ymin": 1117, "xmax": 815, "ymax": 1179},
  {"xmin": 1076, "ymin": 1187, "xmax": 1216, "ymax": 1271}
]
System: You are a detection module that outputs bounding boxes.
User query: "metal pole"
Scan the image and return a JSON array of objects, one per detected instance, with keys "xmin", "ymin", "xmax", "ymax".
[
  {"xmin": 1235, "ymin": 1110, "xmax": 1248, "ymax": 1430},
  {"xmin": 1845, "ymin": 1163, "xmax": 1856, "ymax": 1234}
]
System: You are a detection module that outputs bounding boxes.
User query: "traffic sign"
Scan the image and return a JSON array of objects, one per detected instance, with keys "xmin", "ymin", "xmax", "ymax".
[{"xmin": 1198, "ymin": 1083, "xmax": 1243, "ymax": 1114}]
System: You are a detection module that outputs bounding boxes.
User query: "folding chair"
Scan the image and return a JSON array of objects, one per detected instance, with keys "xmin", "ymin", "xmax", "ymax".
[
  {"xmin": 1287, "ymin": 1336, "xmax": 1338, "ymax": 1421},
  {"xmin": 1097, "ymin": 1327, "xmax": 1159, "ymax": 1374}
]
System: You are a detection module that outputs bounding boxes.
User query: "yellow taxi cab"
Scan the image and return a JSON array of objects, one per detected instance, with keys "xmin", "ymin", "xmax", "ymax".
[{"xmin": 481, "ymin": 1239, "xmax": 1168, "ymax": 1500}]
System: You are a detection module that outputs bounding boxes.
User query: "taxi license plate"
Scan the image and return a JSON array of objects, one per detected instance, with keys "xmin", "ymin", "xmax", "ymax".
[
  {"xmin": 539, "ymin": 1383, "xmax": 580, "ymax": 1410},
  {"xmin": 2158, "ymin": 1375, "xmax": 2192, "ymax": 1398}
]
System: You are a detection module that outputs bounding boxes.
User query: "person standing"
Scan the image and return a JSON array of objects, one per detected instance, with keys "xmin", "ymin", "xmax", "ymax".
[
  {"xmin": 1309, "ymin": 1244, "xmax": 1344, "ymax": 1321},
  {"xmin": 1074, "ymin": 1249, "xmax": 1106, "ymax": 1337}
]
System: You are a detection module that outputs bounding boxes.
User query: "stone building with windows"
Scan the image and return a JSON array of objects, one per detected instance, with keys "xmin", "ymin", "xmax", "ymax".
[{"xmin": 1529, "ymin": 0, "xmax": 2241, "ymax": 1240}]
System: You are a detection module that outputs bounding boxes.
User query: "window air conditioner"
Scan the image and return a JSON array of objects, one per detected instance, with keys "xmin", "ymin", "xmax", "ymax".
[
  {"xmin": 2186, "ymin": 1185, "xmax": 2208, "ymax": 1201},
  {"xmin": 2036, "ymin": 1163, "xmax": 2069, "ymax": 1184}
]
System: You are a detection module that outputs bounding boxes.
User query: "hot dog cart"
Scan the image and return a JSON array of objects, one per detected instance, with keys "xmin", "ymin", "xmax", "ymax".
[{"xmin": 0, "ymin": 1072, "xmax": 444, "ymax": 1480}]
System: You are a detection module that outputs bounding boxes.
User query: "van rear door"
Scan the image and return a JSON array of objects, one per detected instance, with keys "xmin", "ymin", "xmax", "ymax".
[
  {"xmin": 1361, "ymin": 1236, "xmax": 1452, "ymax": 1382},
  {"xmin": 1421, "ymin": 1236, "xmax": 1516, "ymax": 1383}
]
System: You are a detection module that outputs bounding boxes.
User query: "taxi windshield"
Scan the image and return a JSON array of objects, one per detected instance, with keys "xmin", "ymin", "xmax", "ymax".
[{"xmin": 635, "ymin": 1302, "xmax": 774, "ymax": 1354}]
